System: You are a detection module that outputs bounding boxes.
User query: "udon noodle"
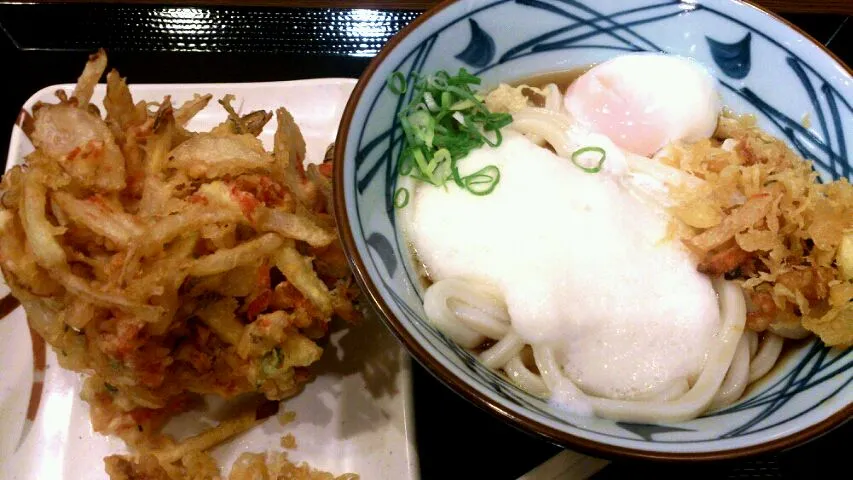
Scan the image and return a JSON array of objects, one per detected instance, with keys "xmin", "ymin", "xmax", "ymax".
[
  {"xmin": 396, "ymin": 56, "xmax": 852, "ymax": 423},
  {"xmin": 423, "ymin": 226, "xmax": 781, "ymax": 423},
  {"xmin": 414, "ymin": 102, "xmax": 772, "ymax": 422},
  {"xmin": 418, "ymin": 103, "xmax": 786, "ymax": 422}
]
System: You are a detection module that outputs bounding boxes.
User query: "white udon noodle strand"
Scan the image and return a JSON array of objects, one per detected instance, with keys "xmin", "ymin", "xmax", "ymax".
[
  {"xmin": 509, "ymin": 108, "xmax": 576, "ymax": 157},
  {"xmin": 709, "ymin": 334, "xmax": 750, "ymax": 410},
  {"xmin": 632, "ymin": 377, "xmax": 690, "ymax": 402},
  {"xmin": 651, "ymin": 378, "xmax": 691, "ymax": 402},
  {"xmin": 480, "ymin": 332, "xmax": 525, "ymax": 369},
  {"xmin": 748, "ymin": 332, "xmax": 784, "ymax": 383},
  {"xmin": 504, "ymin": 354, "xmax": 549, "ymax": 397},
  {"xmin": 423, "ymin": 278, "xmax": 509, "ymax": 348},
  {"xmin": 746, "ymin": 330, "xmax": 759, "ymax": 358},
  {"xmin": 542, "ymin": 84, "xmax": 563, "ymax": 113},
  {"xmin": 768, "ymin": 319, "xmax": 811, "ymax": 339},
  {"xmin": 423, "ymin": 280, "xmax": 485, "ymax": 348},
  {"xmin": 519, "ymin": 84, "xmax": 564, "ymax": 145},
  {"xmin": 623, "ymin": 153, "xmax": 707, "ymax": 191},
  {"xmin": 451, "ymin": 299, "xmax": 511, "ymax": 339},
  {"xmin": 424, "ymin": 277, "xmax": 754, "ymax": 422}
]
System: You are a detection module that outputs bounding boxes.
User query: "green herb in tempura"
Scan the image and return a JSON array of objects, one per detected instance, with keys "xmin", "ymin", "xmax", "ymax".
[{"xmin": 387, "ymin": 68, "xmax": 512, "ymax": 205}]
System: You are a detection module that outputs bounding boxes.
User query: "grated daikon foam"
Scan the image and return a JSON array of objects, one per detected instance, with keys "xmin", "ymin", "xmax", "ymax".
[{"xmin": 406, "ymin": 133, "xmax": 720, "ymax": 400}]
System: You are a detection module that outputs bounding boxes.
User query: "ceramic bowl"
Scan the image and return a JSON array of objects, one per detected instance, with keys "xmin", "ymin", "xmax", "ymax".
[{"xmin": 333, "ymin": 0, "xmax": 852, "ymax": 460}]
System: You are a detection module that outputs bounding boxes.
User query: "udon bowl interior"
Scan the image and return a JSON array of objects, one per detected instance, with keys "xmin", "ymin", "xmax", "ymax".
[{"xmin": 333, "ymin": 0, "xmax": 853, "ymax": 459}]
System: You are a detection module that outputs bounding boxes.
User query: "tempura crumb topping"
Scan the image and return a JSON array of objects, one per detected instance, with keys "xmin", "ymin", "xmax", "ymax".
[{"xmin": 662, "ymin": 111, "xmax": 853, "ymax": 347}]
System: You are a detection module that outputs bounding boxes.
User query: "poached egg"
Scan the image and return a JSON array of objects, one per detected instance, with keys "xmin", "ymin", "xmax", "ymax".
[{"xmin": 564, "ymin": 53, "xmax": 721, "ymax": 157}]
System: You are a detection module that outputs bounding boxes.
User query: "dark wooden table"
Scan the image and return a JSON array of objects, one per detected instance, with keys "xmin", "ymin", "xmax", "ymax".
[{"xmin": 0, "ymin": 2, "xmax": 849, "ymax": 479}]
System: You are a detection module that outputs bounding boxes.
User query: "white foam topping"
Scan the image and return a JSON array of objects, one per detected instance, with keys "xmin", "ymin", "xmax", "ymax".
[{"xmin": 406, "ymin": 134, "xmax": 720, "ymax": 400}]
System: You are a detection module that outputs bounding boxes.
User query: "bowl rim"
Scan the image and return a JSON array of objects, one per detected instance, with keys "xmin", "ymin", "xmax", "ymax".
[{"xmin": 333, "ymin": 0, "xmax": 853, "ymax": 462}]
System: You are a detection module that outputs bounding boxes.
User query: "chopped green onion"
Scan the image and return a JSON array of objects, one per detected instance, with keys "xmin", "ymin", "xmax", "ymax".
[
  {"xmin": 261, "ymin": 347, "xmax": 283, "ymax": 378},
  {"xmin": 571, "ymin": 146, "xmax": 606, "ymax": 173},
  {"xmin": 463, "ymin": 165, "xmax": 500, "ymax": 196},
  {"xmin": 412, "ymin": 149, "xmax": 431, "ymax": 179},
  {"xmin": 409, "ymin": 172, "xmax": 435, "ymax": 184},
  {"xmin": 450, "ymin": 99, "xmax": 476, "ymax": 111},
  {"xmin": 407, "ymin": 110, "xmax": 435, "ymax": 148},
  {"xmin": 450, "ymin": 69, "xmax": 481, "ymax": 85},
  {"xmin": 441, "ymin": 91, "xmax": 453, "ymax": 109},
  {"xmin": 428, "ymin": 148, "xmax": 451, "ymax": 176},
  {"xmin": 481, "ymin": 128, "xmax": 502, "ymax": 148},
  {"xmin": 484, "ymin": 112, "xmax": 513, "ymax": 131},
  {"xmin": 390, "ymin": 68, "xmax": 511, "ymax": 202},
  {"xmin": 450, "ymin": 154, "xmax": 464, "ymax": 188},
  {"xmin": 387, "ymin": 72, "xmax": 407, "ymax": 95},
  {"xmin": 424, "ymin": 92, "xmax": 440, "ymax": 112},
  {"xmin": 427, "ymin": 74, "xmax": 448, "ymax": 90},
  {"xmin": 433, "ymin": 160, "xmax": 451, "ymax": 185},
  {"xmin": 394, "ymin": 188, "xmax": 410, "ymax": 208},
  {"xmin": 398, "ymin": 150, "xmax": 414, "ymax": 176}
]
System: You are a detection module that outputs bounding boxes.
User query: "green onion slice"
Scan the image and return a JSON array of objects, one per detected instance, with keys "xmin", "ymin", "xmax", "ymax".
[
  {"xmin": 390, "ymin": 67, "xmax": 513, "ymax": 202},
  {"xmin": 398, "ymin": 150, "xmax": 414, "ymax": 176},
  {"xmin": 423, "ymin": 92, "xmax": 440, "ymax": 112},
  {"xmin": 571, "ymin": 146, "xmax": 606, "ymax": 173},
  {"xmin": 463, "ymin": 165, "xmax": 500, "ymax": 196},
  {"xmin": 388, "ymin": 72, "xmax": 407, "ymax": 95},
  {"xmin": 407, "ymin": 110, "xmax": 435, "ymax": 149},
  {"xmin": 450, "ymin": 154, "xmax": 464, "ymax": 188},
  {"xmin": 394, "ymin": 187, "xmax": 410, "ymax": 208}
]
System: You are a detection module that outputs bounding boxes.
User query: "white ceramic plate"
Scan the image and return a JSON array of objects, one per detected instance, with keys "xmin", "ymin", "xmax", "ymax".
[{"xmin": 0, "ymin": 79, "xmax": 419, "ymax": 480}]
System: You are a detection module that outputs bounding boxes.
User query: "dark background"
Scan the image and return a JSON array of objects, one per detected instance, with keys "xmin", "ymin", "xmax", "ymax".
[{"xmin": 0, "ymin": 3, "xmax": 849, "ymax": 479}]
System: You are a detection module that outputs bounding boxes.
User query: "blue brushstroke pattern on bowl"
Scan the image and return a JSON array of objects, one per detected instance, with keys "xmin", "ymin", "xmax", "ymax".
[{"xmin": 337, "ymin": 0, "xmax": 852, "ymax": 457}]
